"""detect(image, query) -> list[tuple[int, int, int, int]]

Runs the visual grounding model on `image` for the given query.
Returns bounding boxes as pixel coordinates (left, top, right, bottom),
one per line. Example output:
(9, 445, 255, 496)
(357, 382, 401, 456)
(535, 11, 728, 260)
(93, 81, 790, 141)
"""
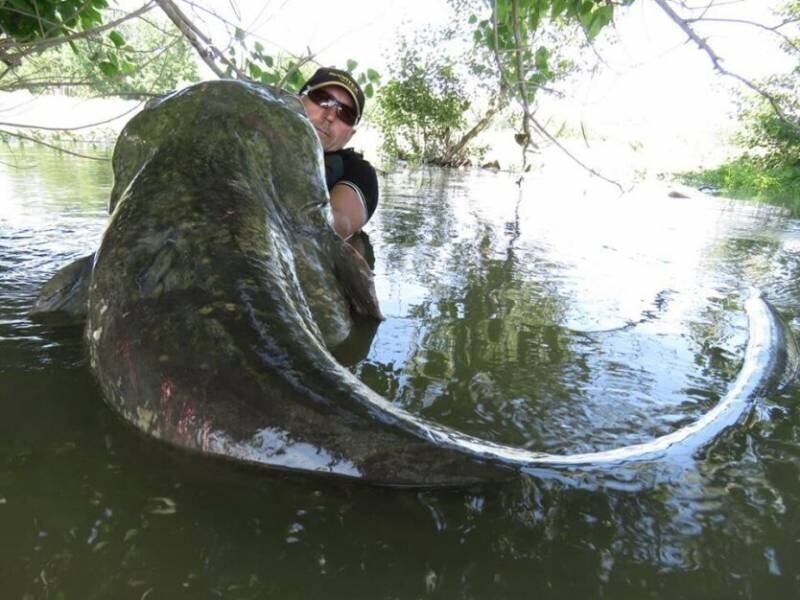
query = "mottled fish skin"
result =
(84, 80, 799, 487)
(86, 80, 512, 486)
(29, 253, 94, 324)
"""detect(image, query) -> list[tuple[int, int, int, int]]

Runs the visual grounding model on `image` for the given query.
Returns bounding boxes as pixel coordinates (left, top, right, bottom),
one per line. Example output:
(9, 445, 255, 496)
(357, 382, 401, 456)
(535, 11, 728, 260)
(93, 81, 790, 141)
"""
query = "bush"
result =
(679, 2, 799, 214)
(680, 156, 800, 214)
(375, 39, 471, 165)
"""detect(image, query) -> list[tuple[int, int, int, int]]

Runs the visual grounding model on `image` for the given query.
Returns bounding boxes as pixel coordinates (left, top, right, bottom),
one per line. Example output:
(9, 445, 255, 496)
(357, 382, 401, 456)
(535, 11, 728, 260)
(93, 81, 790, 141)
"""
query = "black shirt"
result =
(324, 149, 379, 222)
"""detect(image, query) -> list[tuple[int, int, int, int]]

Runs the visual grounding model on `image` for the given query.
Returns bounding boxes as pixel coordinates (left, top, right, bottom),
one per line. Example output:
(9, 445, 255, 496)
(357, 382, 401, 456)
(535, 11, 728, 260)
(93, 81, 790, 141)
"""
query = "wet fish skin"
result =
(86, 80, 513, 486)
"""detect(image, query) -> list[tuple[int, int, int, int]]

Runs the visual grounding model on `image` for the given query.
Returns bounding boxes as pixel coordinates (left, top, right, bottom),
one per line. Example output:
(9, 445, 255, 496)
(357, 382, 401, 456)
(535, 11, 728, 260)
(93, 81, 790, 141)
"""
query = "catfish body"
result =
(39, 80, 799, 487)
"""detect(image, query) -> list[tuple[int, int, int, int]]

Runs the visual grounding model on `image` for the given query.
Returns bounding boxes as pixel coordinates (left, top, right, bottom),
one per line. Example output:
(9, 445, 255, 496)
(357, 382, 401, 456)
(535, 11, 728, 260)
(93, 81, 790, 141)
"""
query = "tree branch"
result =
(0, 129, 109, 161)
(2, 2, 157, 69)
(442, 94, 506, 165)
(154, 0, 247, 79)
(0, 102, 143, 132)
(277, 47, 315, 89)
(682, 16, 800, 54)
(530, 116, 625, 192)
(654, 0, 800, 133)
(488, 0, 623, 190)
(510, 0, 534, 171)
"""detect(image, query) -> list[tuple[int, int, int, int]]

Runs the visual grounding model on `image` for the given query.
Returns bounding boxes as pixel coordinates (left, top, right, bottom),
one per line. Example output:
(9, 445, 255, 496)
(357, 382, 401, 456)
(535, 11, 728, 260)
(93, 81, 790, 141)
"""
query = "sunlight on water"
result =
(358, 169, 796, 454)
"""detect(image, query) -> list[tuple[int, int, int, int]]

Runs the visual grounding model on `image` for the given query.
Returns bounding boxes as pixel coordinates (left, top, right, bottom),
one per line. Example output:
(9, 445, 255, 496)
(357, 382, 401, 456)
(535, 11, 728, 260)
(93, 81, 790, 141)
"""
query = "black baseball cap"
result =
(299, 67, 365, 123)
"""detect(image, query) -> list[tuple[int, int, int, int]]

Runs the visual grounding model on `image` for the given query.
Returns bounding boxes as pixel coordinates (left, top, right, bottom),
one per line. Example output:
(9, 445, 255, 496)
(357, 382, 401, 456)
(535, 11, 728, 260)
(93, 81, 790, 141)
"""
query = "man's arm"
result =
(330, 182, 368, 239)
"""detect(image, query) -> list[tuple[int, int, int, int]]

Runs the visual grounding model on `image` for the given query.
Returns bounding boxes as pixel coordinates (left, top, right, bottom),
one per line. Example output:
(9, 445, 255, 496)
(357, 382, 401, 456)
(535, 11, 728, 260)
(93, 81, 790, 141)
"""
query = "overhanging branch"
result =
(683, 16, 800, 54)
(0, 129, 109, 161)
(1, 2, 157, 69)
(489, 0, 623, 190)
(154, 0, 246, 79)
(654, 0, 800, 133)
(0, 102, 143, 132)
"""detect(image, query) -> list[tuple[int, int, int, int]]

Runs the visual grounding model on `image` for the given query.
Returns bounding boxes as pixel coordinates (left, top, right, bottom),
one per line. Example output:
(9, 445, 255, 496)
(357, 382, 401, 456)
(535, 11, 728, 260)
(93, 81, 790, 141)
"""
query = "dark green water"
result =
(2, 147, 800, 598)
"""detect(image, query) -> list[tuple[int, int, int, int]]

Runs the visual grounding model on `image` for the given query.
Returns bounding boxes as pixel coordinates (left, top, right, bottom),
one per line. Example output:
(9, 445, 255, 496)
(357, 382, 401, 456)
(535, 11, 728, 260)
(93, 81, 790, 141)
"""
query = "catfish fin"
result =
(333, 240, 384, 321)
(29, 252, 94, 325)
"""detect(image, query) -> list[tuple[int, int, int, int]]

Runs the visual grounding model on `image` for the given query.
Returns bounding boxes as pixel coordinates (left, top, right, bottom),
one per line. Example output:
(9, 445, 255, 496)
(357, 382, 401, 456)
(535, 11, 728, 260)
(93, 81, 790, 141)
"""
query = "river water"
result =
(1, 146, 799, 598)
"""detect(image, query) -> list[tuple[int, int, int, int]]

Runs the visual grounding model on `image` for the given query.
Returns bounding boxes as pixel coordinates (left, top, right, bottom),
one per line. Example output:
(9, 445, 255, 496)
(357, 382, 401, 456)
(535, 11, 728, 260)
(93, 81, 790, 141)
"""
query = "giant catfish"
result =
(32, 80, 800, 486)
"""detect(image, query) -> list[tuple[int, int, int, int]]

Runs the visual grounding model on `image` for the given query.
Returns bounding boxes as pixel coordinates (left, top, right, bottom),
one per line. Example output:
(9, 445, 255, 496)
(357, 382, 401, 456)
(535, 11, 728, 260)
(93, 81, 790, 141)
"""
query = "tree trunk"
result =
(441, 94, 507, 167)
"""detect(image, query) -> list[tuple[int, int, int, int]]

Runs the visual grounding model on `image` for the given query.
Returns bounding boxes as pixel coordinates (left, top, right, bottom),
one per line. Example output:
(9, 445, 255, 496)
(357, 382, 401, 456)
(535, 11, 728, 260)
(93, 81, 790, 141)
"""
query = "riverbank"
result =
(1, 87, 767, 205)
(677, 157, 800, 217)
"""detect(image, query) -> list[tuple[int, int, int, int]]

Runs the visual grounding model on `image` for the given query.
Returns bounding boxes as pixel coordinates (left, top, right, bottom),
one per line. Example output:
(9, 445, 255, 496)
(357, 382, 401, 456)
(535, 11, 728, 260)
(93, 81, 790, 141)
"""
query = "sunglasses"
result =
(305, 88, 358, 126)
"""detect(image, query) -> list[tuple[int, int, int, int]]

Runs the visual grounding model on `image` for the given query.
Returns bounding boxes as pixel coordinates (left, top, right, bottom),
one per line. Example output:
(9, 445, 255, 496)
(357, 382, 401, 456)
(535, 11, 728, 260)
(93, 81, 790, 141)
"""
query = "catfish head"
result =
(33, 80, 381, 347)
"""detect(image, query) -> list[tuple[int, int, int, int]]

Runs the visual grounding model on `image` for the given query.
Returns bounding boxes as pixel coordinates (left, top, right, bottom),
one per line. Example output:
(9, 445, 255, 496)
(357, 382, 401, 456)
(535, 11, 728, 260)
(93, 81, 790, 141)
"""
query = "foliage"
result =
(432, 0, 630, 170)
(679, 92, 800, 214)
(9, 14, 200, 97)
(0, 0, 107, 43)
(1, 2, 377, 99)
(736, 86, 800, 170)
(375, 0, 615, 165)
(0, 0, 149, 90)
(680, 157, 800, 214)
(467, 0, 632, 110)
(223, 32, 381, 97)
(375, 35, 472, 164)
(680, 1, 800, 213)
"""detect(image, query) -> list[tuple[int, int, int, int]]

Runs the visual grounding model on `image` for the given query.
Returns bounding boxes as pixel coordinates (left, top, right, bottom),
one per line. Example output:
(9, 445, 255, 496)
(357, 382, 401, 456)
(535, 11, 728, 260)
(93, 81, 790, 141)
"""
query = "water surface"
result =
(2, 147, 799, 598)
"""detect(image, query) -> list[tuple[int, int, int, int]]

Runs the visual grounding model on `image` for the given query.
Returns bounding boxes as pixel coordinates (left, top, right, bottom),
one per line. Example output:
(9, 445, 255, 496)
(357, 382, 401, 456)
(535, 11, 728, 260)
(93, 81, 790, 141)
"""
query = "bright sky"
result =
(190, 0, 791, 78)
(192, 0, 453, 73)
(3, 0, 793, 174)
(185, 0, 793, 144)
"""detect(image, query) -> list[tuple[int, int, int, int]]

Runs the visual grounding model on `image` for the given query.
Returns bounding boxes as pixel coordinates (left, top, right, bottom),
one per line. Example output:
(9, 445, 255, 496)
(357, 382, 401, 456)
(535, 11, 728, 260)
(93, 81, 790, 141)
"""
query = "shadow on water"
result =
(2, 154, 800, 597)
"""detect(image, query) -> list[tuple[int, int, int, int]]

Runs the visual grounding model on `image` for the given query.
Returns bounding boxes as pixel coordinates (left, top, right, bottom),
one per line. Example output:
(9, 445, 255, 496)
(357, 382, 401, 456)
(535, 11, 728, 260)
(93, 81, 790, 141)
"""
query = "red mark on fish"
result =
(160, 379, 176, 406)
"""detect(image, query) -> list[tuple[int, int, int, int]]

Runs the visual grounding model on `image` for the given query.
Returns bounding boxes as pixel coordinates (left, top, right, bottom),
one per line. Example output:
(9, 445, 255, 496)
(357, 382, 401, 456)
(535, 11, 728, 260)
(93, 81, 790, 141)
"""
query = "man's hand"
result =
(330, 183, 368, 240)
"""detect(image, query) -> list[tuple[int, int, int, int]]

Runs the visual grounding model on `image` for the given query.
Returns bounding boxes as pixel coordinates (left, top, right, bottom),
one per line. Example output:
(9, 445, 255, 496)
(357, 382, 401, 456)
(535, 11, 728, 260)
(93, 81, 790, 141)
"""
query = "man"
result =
(298, 67, 379, 240)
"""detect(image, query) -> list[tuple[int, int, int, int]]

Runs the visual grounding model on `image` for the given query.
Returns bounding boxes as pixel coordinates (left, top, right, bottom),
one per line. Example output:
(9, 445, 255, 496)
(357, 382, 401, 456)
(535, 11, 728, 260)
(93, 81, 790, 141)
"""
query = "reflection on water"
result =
(2, 147, 800, 598)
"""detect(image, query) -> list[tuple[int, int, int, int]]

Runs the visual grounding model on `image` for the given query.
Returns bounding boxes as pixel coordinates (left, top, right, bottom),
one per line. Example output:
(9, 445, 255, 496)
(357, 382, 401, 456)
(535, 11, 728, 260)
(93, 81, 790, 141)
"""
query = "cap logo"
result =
(330, 73, 357, 97)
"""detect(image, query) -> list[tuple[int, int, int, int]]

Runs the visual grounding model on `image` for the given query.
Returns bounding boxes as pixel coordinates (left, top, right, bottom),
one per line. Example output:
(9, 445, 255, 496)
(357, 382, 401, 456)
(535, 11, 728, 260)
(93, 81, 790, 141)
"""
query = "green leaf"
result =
(367, 68, 380, 82)
(98, 61, 118, 77)
(79, 6, 103, 30)
(108, 30, 125, 48)
(235, 27, 245, 41)
(550, 0, 567, 18)
(248, 63, 262, 78)
(534, 46, 549, 71)
(495, 0, 508, 23)
(468, 14, 477, 25)
(9, 0, 32, 14)
(265, 55, 274, 67)
(586, 4, 613, 40)
(254, 41, 264, 53)
(528, 9, 541, 31)
(289, 69, 304, 89)
(365, 83, 374, 98)
(260, 72, 278, 85)
(119, 59, 136, 76)
(346, 59, 358, 72)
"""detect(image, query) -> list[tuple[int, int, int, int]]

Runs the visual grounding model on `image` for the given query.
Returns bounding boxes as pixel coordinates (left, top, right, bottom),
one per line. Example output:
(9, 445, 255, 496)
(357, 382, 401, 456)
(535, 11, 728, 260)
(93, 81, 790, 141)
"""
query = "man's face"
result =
(300, 85, 356, 152)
